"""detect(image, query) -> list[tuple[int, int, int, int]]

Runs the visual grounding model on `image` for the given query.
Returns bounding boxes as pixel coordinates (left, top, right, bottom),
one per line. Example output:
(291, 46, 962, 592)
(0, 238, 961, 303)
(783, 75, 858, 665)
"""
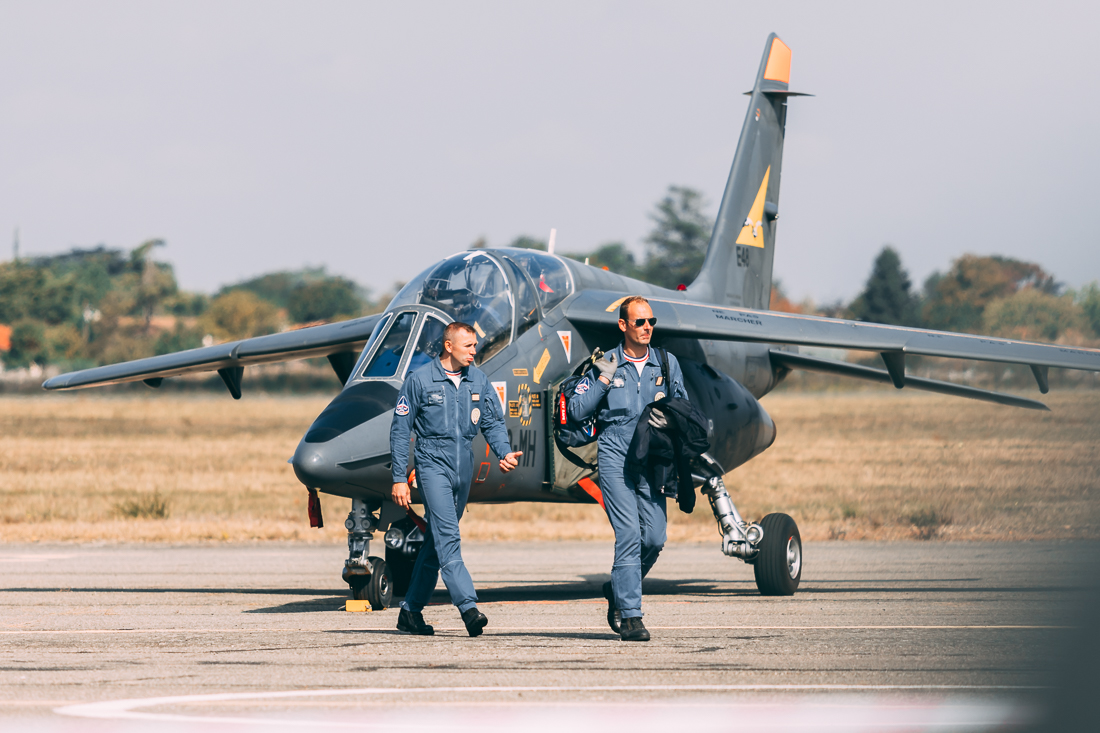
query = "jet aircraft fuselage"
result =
(290, 247, 780, 506)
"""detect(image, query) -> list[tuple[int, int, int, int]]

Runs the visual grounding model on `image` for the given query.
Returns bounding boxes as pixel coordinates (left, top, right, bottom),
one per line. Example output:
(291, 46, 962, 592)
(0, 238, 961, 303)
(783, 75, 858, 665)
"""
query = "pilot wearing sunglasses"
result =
(567, 295, 688, 641)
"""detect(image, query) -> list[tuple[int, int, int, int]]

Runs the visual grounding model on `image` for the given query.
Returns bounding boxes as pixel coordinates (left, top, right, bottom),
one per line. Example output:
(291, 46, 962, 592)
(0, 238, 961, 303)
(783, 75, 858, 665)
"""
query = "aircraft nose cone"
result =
(292, 380, 401, 494)
(292, 441, 335, 488)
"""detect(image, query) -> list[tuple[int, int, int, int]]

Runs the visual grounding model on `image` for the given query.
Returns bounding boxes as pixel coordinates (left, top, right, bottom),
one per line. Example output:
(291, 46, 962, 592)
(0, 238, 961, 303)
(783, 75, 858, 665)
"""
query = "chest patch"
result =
(471, 393, 480, 401)
(394, 396, 410, 416)
(427, 391, 444, 405)
(471, 407, 481, 424)
(612, 377, 625, 388)
(655, 391, 666, 401)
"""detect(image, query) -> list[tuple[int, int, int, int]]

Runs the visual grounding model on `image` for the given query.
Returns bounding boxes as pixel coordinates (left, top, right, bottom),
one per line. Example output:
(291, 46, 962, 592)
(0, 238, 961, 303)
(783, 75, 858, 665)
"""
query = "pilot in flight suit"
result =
(389, 321, 519, 637)
(568, 296, 688, 641)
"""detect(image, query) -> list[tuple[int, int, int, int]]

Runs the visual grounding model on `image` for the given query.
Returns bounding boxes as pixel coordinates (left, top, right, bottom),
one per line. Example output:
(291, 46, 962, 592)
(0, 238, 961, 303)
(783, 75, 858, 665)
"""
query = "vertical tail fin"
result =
(687, 34, 808, 309)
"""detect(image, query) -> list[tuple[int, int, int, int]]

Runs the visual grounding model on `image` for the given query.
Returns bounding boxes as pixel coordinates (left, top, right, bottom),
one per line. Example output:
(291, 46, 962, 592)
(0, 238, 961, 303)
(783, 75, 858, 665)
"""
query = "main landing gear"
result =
(342, 498, 423, 610)
(696, 454, 802, 596)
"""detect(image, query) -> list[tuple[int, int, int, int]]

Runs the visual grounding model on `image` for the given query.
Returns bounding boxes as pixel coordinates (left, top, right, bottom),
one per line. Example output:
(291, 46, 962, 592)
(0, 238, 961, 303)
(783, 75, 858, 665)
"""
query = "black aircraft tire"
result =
(365, 557, 394, 611)
(753, 513, 802, 596)
(348, 576, 370, 602)
(385, 545, 416, 597)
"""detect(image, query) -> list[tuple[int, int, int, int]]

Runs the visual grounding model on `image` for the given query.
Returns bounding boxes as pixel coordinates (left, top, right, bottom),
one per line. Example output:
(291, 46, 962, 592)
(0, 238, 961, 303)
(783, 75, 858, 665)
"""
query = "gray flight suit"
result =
(390, 357, 512, 613)
(567, 344, 688, 619)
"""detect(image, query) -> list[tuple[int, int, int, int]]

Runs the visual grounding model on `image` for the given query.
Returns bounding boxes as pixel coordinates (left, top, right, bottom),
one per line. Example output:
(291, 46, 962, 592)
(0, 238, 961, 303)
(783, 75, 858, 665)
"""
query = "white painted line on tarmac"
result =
(55, 685, 1038, 728)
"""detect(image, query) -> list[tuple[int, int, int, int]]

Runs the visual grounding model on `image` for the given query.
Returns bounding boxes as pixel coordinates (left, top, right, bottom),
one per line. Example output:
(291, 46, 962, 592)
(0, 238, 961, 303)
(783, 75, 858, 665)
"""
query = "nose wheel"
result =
(346, 557, 394, 610)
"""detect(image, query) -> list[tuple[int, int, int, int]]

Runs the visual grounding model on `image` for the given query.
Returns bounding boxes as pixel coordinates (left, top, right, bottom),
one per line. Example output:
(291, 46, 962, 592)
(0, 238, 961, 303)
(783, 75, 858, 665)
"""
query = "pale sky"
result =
(1, 1, 1098, 305)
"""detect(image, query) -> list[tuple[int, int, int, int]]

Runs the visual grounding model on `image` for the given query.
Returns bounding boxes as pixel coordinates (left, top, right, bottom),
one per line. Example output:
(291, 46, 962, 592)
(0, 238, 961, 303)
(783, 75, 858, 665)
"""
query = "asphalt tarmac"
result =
(1, 540, 1096, 732)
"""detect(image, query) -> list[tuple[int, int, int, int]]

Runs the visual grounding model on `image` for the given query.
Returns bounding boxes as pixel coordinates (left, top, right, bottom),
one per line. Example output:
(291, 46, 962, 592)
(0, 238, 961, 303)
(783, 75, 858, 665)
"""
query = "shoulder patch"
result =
(574, 377, 591, 395)
(394, 396, 410, 416)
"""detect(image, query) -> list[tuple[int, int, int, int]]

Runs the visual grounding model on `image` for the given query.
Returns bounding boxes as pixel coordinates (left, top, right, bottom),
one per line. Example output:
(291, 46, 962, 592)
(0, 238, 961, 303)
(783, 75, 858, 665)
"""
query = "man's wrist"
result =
(597, 375, 610, 385)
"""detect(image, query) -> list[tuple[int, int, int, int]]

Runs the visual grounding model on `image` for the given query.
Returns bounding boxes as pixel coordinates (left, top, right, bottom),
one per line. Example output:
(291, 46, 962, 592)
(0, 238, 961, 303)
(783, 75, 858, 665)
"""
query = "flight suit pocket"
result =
(602, 376, 632, 425)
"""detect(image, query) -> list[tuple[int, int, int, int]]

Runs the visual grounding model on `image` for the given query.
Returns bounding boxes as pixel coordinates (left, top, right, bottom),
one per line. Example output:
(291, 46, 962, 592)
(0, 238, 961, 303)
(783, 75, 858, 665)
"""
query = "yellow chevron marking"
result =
(605, 296, 628, 313)
(735, 166, 771, 248)
(533, 348, 551, 384)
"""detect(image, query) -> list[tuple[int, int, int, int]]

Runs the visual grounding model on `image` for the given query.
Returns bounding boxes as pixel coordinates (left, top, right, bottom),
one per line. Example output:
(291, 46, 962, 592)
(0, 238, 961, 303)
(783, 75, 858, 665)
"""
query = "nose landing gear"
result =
(342, 497, 407, 610)
(696, 454, 801, 596)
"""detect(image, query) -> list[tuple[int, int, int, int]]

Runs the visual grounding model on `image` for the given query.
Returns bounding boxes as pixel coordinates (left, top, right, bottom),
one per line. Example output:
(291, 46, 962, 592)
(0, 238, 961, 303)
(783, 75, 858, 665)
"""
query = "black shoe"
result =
(619, 616, 650, 642)
(461, 607, 488, 637)
(602, 581, 621, 633)
(396, 609, 434, 635)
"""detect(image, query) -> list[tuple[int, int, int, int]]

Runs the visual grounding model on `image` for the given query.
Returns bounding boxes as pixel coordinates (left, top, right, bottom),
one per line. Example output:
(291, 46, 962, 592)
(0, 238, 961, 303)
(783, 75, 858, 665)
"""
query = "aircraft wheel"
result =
(348, 577, 369, 602)
(365, 557, 394, 611)
(753, 513, 802, 596)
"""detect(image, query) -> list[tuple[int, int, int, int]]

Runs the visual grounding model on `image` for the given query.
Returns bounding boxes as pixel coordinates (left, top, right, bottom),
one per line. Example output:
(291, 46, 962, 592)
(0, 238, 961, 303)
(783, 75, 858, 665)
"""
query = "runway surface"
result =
(1, 540, 1095, 731)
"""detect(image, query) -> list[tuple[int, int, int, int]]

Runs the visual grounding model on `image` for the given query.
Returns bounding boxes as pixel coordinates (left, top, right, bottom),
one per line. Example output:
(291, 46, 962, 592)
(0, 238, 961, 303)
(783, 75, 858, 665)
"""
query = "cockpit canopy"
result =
(350, 249, 573, 382)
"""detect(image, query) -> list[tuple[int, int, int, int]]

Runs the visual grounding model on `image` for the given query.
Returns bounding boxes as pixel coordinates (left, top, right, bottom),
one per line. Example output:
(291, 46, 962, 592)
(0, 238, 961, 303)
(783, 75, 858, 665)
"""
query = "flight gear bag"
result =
(552, 349, 604, 469)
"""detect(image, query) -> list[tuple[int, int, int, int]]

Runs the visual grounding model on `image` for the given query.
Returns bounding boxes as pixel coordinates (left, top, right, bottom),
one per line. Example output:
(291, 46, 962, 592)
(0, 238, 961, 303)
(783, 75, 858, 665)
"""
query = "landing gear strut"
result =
(342, 498, 407, 610)
(696, 454, 801, 596)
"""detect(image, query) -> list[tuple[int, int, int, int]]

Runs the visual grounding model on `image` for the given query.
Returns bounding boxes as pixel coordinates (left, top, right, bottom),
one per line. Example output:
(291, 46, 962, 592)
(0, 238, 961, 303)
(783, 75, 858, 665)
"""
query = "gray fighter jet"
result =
(44, 34, 1100, 609)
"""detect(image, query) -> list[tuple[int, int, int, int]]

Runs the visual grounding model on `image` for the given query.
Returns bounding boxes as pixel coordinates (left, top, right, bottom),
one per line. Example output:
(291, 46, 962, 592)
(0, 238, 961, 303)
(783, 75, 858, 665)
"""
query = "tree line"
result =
(0, 243, 375, 370)
(2, 185, 1098, 372)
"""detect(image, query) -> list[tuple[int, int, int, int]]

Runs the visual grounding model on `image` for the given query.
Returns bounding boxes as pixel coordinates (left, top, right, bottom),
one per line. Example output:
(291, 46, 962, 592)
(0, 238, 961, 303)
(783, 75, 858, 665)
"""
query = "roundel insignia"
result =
(471, 407, 481, 425)
(394, 396, 410, 416)
(655, 391, 665, 401)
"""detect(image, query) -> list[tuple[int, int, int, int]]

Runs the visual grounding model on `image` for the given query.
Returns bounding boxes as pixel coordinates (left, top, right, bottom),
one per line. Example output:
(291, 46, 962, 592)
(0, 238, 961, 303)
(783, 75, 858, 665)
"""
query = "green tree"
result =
(5, 319, 48, 368)
(0, 262, 80, 326)
(288, 278, 363, 323)
(564, 242, 641, 279)
(983, 289, 1081, 342)
(155, 322, 205, 355)
(847, 246, 920, 326)
(641, 186, 712, 289)
(923, 255, 1059, 333)
(200, 290, 280, 341)
(1075, 282, 1100, 337)
(129, 239, 177, 331)
(508, 236, 547, 250)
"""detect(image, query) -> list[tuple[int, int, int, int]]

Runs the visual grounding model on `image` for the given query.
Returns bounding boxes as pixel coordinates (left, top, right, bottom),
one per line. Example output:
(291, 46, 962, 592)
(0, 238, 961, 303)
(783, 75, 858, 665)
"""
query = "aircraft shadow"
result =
(2, 578, 1076, 616)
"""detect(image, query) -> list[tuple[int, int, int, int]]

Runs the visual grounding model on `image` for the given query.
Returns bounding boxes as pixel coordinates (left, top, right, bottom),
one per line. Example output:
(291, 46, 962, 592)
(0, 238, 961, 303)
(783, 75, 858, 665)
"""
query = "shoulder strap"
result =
(659, 347, 670, 391)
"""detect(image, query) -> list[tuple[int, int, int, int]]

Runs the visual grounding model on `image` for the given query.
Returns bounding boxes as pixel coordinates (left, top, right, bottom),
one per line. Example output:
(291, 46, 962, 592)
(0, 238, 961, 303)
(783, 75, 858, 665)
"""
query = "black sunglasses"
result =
(627, 317, 657, 328)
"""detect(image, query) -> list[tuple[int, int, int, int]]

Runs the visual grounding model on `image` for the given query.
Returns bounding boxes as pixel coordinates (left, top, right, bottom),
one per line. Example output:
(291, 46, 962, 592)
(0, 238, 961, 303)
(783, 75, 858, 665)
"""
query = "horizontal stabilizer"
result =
(42, 314, 383, 391)
(769, 350, 1049, 411)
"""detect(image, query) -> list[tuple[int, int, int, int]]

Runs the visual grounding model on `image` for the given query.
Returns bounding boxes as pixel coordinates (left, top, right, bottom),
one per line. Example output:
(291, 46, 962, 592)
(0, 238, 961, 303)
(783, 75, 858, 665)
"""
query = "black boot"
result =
(602, 581, 621, 633)
(461, 607, 488, 637)
(396, 608, 434, 635)
(619, 616, 650, 642)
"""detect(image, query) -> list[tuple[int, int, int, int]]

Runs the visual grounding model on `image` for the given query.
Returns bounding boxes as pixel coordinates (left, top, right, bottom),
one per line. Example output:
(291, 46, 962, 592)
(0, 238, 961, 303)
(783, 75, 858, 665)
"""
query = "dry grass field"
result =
(1, 388, 1097, 544)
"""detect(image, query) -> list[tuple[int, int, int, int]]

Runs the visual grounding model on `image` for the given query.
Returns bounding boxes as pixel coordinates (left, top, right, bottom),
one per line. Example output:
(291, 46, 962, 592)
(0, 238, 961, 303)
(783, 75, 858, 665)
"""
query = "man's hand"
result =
(594, 353, 618, 383)
(648, 407, 668, 429)
(499, 451, 523, 473)
(392, 482, 411, 509)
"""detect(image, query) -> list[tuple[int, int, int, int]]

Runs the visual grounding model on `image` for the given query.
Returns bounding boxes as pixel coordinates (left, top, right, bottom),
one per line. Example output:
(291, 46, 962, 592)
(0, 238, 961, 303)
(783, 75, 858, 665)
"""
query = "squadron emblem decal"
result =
(574, 376, 591, 395)
(394, 396, 410, 416)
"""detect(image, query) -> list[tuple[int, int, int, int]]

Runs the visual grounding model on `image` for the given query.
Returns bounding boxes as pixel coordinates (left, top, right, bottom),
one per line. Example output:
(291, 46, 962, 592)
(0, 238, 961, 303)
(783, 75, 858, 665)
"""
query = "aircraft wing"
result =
(42, 314, 383, 395)
(565, 290, 1100, 386)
